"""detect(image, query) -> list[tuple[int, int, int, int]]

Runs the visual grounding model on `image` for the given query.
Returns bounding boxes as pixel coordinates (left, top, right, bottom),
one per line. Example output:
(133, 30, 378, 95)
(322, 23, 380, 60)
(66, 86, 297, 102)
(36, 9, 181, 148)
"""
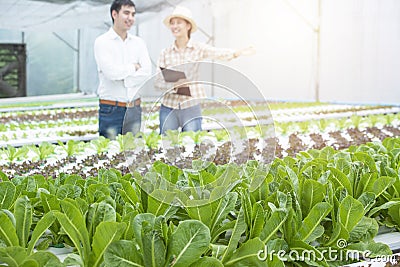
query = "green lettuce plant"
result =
(54, 198, 126, 267)
(29, 142, 55, 161)
(2, 145, 28, 164)
(57, 139, 82, 157)
(0, 196, 60, 266)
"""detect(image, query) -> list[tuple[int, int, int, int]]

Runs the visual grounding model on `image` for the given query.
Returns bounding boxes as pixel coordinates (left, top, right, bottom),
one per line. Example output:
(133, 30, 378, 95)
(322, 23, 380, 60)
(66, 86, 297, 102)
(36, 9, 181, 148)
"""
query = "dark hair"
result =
(110, 0, 136, 23)
(185, 19, 192, 39)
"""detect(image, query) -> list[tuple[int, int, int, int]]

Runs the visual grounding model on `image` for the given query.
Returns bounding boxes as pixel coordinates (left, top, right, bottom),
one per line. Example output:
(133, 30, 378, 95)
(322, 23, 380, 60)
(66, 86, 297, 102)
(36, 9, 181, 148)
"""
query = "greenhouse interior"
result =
(1, 0, 400, 266)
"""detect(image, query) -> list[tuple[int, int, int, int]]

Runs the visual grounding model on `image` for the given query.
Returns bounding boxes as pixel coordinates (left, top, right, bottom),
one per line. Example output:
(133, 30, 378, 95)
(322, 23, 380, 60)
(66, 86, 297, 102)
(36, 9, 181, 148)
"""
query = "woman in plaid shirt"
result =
(155, 6, 254, 134)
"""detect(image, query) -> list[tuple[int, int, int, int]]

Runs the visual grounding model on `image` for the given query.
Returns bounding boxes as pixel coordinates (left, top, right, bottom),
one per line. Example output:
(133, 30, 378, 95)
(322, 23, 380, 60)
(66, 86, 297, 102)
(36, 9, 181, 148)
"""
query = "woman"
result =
(155, 6, 254, 134)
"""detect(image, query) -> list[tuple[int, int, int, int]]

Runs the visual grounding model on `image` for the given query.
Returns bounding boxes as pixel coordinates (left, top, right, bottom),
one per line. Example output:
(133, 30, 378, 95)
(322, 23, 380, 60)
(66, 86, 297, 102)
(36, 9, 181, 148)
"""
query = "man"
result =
(94, 0, 151, 139)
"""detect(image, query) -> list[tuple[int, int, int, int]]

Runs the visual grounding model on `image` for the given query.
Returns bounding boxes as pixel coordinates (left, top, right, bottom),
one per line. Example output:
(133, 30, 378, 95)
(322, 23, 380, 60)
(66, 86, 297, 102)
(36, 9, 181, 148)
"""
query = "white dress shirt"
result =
(94, 27, 151, 102)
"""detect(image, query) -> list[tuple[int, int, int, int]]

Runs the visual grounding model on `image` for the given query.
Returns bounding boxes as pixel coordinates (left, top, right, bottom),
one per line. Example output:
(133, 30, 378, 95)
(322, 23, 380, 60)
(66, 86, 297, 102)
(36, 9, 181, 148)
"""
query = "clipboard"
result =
(160, 67, 186, 82)
(160, 67, 191, 96)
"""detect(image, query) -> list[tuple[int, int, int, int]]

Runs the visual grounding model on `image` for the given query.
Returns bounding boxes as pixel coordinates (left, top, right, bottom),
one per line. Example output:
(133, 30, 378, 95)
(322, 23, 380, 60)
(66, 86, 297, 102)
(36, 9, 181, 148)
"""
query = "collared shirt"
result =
(94, 27, 151, 102)
(155, 40, 236, 109)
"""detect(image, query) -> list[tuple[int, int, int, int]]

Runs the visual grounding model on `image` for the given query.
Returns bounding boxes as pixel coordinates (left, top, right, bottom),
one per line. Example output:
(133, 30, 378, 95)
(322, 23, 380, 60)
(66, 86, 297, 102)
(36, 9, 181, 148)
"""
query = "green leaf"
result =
(224, 238, 266, 266)
(388, 203, 400, 226)
(54, 199, 90, 266)
(221, 208, 247, 263)
(90, 222, 127, 267)
(282, 207, 299, 244)
(346, 240, 392, 258)
(58, 140, 80, 157)
(297, 202, 332, 243)
(260, 210, 288, 243)
(142, 217, 166, 267)
(132, 213, 159, 257)
(0, 246, 28, 267)
(352, 152, 377, 172)
(326, 183, 336, 223)
(152, 161, 179, 184)
(4, 145, 28, 163)
(63, 253, 84, 267)
(354, 172, 377, 199)
(0, 171, 10, 182)
(349, 216, 378, 242)
(0, 211, 19, 246)
(338, 196, 364, 232)
(14, 196, 32, 247)
(20, 259, 39, 267)
(265, 255, 285, 267)
(33, 142, 55, 161)
(189, 257, 223, 267)
(39, 192, 61, 213)
(250, 202, 265, 239)
(357, 192, 376, 214)
(250, 173, 272, 202)
(39, 193, 61, 243)
(211, 244, 227, 259)
(87, 184, 110, 204)
(27, 212, 56, 255)
(299, 158, 328, 179)
(27, 251, 63, 267)
(288, 240, 329, 267)
(87, 201, 116, 244)
(98, 169, 119, 184)
(119, 180, 140, 205)
(333, 154, 352, 174)
(104, 240, 144, 267)
(147, 189, 176, 216)
(285, 166, 300, 194)
(258, 239, 287, 265)
(132, 213, 167, 267)
(167, 220, 211, 267)
(56, 184, 82, 200)
(265, 238, 289, 254)
(328, 167, 352, 195)
(90, 136, 110, 154)
(325, 222, 349, 246)
(36, 238, 51, 251)
(0, 182, 16, 209)
(186, 199, 213, 226)
(64, 174, 83, 186)
(373, 176, 396, 198)
(241, 190, 253, 232)
(368, 201, 400, 217)
(300, 179, 326, 216)
(209, 192, 238, 237)
(210, 220, 236, 244)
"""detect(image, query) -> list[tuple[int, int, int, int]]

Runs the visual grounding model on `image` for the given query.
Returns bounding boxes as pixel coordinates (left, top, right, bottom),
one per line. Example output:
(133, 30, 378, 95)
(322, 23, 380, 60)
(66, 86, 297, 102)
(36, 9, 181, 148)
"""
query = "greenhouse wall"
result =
(0, 0, 399, 104)
(320, 0, 400, 105)
(0, 29, 80, 96)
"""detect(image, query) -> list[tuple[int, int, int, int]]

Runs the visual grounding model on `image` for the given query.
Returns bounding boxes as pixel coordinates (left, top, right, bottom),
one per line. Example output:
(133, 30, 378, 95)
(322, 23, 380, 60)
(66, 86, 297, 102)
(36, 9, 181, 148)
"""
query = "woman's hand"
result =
(234, 46, 256, 58)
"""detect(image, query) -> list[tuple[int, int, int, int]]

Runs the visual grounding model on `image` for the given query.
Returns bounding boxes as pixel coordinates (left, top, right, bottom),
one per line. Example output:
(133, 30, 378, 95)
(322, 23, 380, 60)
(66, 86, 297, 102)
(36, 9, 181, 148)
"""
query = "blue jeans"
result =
(159, 104, 202, 134)
(99, 104, 141, 139)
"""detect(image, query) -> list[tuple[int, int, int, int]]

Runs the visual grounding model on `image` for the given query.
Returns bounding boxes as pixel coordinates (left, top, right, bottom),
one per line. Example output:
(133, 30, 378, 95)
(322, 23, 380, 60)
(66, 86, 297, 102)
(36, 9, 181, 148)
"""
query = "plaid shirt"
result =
(155, 40, 236, 109)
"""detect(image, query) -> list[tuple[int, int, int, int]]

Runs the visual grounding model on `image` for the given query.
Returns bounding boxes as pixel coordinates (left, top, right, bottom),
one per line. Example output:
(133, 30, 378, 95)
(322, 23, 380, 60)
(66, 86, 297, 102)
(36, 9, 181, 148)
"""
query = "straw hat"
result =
(163, 6, 197, 33)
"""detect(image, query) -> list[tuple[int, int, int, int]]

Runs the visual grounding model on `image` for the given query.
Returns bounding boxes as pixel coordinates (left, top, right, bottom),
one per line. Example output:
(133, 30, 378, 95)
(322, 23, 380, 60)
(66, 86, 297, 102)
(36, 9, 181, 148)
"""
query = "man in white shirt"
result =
(94, 0, 151, 139)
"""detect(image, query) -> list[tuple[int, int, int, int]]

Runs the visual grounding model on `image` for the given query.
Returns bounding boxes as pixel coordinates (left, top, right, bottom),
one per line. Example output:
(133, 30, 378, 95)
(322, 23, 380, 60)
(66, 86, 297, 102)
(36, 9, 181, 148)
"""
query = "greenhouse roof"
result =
(0, 0, 182, 31)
